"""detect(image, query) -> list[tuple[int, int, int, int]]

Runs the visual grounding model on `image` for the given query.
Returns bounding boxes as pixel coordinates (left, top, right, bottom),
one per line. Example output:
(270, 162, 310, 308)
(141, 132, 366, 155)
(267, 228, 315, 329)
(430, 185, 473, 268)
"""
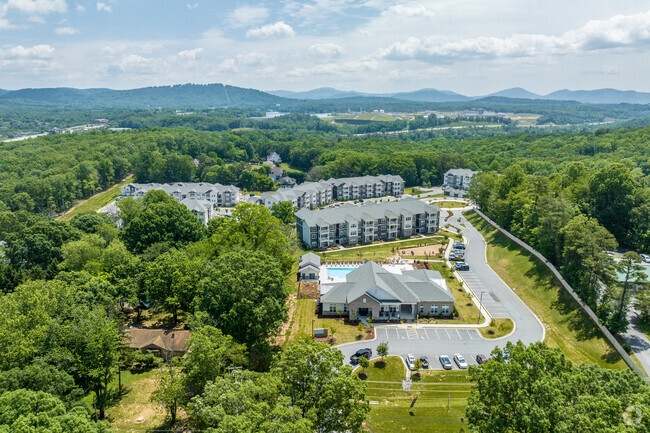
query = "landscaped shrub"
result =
(132, 351, 160, 370)
(358, 372, 367, 380)
(359, 357, 370, 368)
(375, 360, 387, 369)
(412, 372, 421, 381)
(488, 330, 495, 335)
(356, 334, 363, 340)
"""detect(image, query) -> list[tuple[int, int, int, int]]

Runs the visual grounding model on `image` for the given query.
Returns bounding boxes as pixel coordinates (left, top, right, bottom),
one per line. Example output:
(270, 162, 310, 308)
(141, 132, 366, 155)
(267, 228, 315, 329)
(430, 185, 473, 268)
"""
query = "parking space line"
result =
(445, 329, 451, 339)
(455, 329, 461, 339)
(434, 329, 440, 339)
(466, 330, 473, 340)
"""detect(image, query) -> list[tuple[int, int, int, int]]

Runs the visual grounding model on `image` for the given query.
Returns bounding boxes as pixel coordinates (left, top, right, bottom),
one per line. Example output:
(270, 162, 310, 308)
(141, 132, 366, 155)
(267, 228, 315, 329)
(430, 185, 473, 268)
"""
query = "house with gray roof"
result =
(295, 198, 440, 248)
(298, 252, 321, 280)
(444, 169, 478, 191)
(321, 261, 455, 320)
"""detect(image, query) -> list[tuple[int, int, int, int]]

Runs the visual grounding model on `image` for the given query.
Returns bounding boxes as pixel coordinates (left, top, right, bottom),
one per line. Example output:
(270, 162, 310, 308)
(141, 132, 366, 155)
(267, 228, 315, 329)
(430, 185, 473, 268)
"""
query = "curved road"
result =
(337, 208, 545, 369)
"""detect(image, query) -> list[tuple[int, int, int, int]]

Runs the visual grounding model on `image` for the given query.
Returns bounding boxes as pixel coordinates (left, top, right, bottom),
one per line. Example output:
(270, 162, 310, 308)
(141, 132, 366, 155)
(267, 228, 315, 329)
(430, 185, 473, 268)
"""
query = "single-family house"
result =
(127, 328, 191, 357)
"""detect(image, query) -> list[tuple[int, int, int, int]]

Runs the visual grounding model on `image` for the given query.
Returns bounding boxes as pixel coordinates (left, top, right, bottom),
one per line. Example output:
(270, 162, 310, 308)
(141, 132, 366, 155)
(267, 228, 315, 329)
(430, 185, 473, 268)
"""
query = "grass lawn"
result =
(464, 211, 626, 370)
(283, 299, 371, 347)
(355, 356, 405, 382)
(101, 368, 168, 430)
(638, 319, 650, 341)
(362, 367, 472, 433)
(58, 175, 133, 222)
(404, 187, 425, 195)
(432, 200, 469, 209)
(478, 318, 515, 339)
(318, 236, 450, 262)
(419, 261, 482, 325)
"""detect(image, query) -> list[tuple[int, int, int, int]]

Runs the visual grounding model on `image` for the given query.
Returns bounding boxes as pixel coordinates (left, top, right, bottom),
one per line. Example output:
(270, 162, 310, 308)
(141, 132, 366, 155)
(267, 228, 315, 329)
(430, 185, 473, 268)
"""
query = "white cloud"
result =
(246, 21, 295, 38)
(235, 52, 267, 65)
(28, 15, 45, 23)
(216, 58, 237, 73)
(55, 26, 78, 34)
(287, 60, 379, 77)
(308, 42, 344, 57)
(186, 3, 198, 9)
(96, 1, 111, 12)
(6, 0, 67, 14)
(114, 54, 154, 72)
(383, 4, 436, 19)
(387, 65, 451, 80)
(75, 3, 85, 12)
(175, 47, 203, 61)
(1, 44, 54, 59)
(228, 5, 268, 28)
(382, 9, 650, 62)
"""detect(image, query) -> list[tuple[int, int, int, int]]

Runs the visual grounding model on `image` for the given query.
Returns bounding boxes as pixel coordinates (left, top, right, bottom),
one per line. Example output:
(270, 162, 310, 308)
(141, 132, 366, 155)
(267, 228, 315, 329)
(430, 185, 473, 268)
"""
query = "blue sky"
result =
(1, 0, 650, 94)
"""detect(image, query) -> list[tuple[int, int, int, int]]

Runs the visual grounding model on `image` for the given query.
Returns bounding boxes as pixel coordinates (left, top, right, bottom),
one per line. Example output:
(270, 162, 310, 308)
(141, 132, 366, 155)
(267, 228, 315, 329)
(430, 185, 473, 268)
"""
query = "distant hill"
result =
(390, 88, 469, 102)
(0, 83, 290, 108)
(544, 88, 650, 104)
(487, 87, 541, 99)
(268, 87, 369, 99)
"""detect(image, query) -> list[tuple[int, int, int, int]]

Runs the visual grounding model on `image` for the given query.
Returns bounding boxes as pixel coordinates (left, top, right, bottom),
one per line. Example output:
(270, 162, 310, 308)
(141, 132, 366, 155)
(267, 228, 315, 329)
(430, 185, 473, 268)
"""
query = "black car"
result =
(350, 348, 372, 364)
(419, 356, 430, 368)
(454, 242, 465, 250)
(475, 354, 488, 364)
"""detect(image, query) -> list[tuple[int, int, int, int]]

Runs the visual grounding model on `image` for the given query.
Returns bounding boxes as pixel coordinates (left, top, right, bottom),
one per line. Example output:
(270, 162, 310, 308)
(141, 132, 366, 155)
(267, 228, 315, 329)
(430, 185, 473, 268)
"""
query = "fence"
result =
(473, 208, 648, 381)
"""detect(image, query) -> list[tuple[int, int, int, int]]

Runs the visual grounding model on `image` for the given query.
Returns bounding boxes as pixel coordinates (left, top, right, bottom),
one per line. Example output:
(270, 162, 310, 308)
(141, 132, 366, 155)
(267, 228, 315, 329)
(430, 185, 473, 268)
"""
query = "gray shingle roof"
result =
(444, 169, 477, 177)
(299, 252, 321, 268)
(327, 174, 403, 187)
(295, 198, 439, 227)
(321, 261, 454, 304)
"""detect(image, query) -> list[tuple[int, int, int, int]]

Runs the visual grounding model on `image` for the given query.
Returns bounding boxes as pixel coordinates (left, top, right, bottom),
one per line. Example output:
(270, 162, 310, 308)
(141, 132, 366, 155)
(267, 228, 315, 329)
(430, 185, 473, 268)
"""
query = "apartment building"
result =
(121, 182, 240, 207)
(295, 198, 440, 249)
(443, 169, 478, 191)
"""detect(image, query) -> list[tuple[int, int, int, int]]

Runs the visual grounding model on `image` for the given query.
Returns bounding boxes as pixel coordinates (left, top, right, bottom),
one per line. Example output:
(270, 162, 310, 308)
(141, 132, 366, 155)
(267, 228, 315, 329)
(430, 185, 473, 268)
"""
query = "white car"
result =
(454, 353, 468, 369)
(406, 354, 417, 370)
(640, 254, 650, 263)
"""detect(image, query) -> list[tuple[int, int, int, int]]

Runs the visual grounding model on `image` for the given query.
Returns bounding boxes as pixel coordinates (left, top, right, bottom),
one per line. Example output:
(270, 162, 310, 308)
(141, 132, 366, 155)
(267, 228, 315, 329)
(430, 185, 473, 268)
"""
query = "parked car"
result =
(453, 353, 468, 369)
(449, 254, 463, 261)
(406, 354, 417, 370)
(454, 242, 465, 250)
(475, 354, 488, 364)
(420, 356, 430, 369)
(641, 253, 650, 263)
(455, 262, 470, 271)
(350, 348, 372, 364)
(453, 249, 465, 257)
(439, 355, 453, 370)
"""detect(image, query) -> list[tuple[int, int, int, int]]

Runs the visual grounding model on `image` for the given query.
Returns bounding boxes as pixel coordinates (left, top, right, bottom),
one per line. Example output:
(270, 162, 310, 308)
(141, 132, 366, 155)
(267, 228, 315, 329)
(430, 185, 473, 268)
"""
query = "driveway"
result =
(338, 207, 545, 369)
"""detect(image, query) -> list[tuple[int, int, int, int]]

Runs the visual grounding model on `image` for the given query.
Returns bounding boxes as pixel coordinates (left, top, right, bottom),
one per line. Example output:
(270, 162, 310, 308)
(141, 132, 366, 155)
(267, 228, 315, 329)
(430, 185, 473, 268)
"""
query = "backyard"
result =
(464, 211, 626, 369)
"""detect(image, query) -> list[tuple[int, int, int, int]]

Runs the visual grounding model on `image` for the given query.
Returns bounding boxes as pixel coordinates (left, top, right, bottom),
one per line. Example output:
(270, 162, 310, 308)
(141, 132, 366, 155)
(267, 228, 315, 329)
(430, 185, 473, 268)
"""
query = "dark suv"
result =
(350, 348, 372, 364)
(454, 242, 465, 250)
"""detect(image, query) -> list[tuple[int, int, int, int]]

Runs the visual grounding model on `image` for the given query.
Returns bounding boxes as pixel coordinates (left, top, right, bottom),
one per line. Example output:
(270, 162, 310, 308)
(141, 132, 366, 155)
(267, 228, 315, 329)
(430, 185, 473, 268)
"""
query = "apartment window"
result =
(442, 305, 450, 315)
(419, 305, 424, 314)
(406, 217, 411, 221)
(329, 304, 337, 313)
(430, 304, 438, 315)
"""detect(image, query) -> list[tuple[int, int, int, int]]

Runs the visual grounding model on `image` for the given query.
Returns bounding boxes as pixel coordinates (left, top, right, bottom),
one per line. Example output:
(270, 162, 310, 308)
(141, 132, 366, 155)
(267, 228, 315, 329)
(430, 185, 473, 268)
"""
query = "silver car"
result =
(406, 354, 417, 370)
(454, 353, 468, 369)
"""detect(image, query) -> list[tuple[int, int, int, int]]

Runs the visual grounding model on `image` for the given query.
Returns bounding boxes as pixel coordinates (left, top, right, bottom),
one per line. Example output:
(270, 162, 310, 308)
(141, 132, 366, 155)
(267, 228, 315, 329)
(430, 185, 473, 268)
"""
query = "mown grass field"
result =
(478, 318, 515, 339)
(361, 366, 472, 433)
(463, 211, 626, 369)
(432, 200, 469, 209)
(58, 175, 133, 221)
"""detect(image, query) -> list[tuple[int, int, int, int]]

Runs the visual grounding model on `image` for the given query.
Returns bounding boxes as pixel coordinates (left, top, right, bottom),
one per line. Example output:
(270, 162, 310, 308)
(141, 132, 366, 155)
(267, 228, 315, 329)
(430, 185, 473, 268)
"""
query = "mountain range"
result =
(269, 86, 650, 105)
(1, 83, 649, 109)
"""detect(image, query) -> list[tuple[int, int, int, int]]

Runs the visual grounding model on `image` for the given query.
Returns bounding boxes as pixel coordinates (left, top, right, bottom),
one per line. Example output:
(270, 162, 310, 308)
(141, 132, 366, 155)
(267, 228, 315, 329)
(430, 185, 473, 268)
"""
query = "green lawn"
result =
(464, 211, 626, 369)
(638, 320, 650, 341)
(284, 299, 370, 347)
(478, 318, 515, 339)
(355, 356, 405, 381)
(58, 175, 133, 222)
(362, 368, 472, 433)
(318, 236, 450, 262)
(432, 200, 469, 209)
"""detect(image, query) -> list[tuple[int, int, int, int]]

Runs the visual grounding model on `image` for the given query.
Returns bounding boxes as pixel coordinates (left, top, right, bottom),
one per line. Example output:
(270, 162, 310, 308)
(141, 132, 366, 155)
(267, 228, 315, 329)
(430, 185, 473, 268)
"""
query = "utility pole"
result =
(312, 319, 315, 338)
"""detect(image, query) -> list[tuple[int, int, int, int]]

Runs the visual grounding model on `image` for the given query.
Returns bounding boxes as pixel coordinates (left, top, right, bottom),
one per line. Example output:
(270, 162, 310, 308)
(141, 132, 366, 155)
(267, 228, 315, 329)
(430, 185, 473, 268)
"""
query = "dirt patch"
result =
(274, 293, 297, 346)
(298, 281, 320, 299)
(394, 244, 444, 259)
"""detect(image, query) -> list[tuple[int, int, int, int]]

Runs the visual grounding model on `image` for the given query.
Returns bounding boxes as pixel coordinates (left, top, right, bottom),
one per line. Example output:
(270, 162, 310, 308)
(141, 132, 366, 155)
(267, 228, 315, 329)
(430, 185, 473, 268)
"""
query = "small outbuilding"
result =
(299, 252, 321, 281)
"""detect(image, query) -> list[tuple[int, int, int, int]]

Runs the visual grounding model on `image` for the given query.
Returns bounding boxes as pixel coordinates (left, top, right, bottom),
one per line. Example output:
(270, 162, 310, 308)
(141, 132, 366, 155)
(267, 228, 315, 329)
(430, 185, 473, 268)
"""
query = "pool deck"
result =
(319, 262, 414, 295)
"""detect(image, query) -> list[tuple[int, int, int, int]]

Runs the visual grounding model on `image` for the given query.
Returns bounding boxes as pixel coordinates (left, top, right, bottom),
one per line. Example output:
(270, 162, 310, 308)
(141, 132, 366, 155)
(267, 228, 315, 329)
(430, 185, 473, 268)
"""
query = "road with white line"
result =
(338, 208, 545, 369)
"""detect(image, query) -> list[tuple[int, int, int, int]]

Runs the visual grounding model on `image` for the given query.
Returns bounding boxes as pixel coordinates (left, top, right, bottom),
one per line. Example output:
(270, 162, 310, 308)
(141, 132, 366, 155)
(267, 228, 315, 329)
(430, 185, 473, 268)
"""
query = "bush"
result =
(412, 372, 421, 381)
(132, 351, 160, 370)
(356, 334, 363, 340)
(622, 343, 632, 354)
(359, 357, 370, 368)
(488, 330, 495, 335)
(358, 372, 367, 380)
(375, 360, 387, 369)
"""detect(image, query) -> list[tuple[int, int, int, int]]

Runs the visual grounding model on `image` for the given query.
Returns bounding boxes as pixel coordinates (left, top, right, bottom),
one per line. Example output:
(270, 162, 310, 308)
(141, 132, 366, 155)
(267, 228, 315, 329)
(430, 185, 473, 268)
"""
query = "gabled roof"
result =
(321, 261, 454, 304)
(127, 328, 191, 352)
(444, 168, 478, 177)
(295, 198, 440, 227)
(299, 252, 321, 268)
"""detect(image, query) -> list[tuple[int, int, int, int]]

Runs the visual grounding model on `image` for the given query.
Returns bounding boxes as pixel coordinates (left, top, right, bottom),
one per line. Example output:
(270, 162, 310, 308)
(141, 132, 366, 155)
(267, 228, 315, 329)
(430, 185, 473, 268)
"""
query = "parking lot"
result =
(376, 327, 479, 342)
(460, 272, 510, 318)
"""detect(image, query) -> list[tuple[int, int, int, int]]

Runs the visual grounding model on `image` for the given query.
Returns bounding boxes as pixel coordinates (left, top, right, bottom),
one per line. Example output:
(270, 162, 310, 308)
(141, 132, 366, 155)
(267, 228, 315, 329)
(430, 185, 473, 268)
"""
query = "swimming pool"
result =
(326, 267, 355, 279)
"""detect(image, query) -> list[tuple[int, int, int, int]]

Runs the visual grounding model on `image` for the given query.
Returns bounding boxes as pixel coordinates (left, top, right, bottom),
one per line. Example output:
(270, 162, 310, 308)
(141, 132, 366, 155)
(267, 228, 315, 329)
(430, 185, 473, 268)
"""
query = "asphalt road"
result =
(338, 208, 545, 370)
(623, 306, 650, 374)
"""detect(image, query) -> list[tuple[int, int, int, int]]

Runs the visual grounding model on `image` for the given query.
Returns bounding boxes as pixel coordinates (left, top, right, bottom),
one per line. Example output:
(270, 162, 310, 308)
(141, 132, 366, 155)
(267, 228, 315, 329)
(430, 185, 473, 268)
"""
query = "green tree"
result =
(144, 249, 200, 324)
(151, 359, 187, 426)
(196, 251, 287, 352)
(0, 359, 81, 403)
(271, 201, 298, 225)
(272, 340, 370, 433)
(377, 341, 389, 360)
(561, 215, 617, 307)
(188, 370, 312, 433)
(0, 389, 110, 432)
(70, 211, 114, 234)
(183, 324, 247, 395)
(466, 341, 650, 433)
(207, 203, 294, 273)
(603, 252, 649, 333)
(9, 192, 34, 212)
(119, 190, 206, 253)
(58, 234, 105, 272)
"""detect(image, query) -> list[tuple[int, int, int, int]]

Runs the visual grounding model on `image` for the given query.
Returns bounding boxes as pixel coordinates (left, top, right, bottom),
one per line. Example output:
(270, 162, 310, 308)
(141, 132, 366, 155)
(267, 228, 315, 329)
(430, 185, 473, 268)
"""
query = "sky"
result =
(1, 0, 650, 94)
